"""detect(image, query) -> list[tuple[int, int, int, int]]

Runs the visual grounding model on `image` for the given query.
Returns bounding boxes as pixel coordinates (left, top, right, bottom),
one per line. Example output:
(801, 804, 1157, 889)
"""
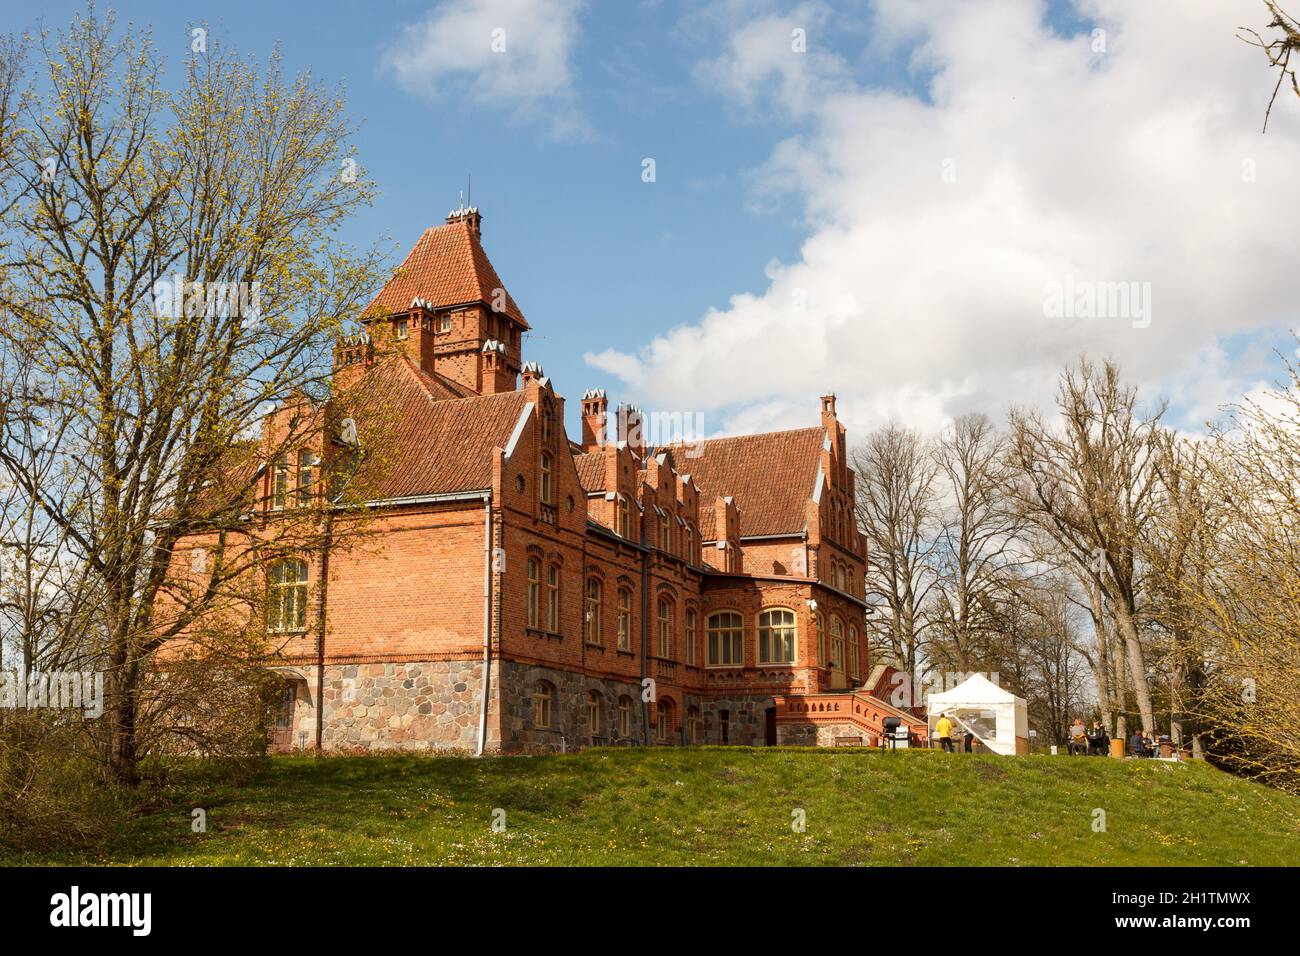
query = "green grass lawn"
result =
(9, 747, 1300, 866)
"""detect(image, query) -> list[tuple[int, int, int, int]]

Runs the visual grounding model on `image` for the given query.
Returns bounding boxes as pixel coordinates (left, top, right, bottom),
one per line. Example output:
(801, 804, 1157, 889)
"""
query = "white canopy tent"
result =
(927, 674, 1030, 756)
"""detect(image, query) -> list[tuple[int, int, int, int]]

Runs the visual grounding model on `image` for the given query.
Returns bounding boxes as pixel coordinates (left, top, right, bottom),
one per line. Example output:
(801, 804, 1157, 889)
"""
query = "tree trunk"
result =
(1113, 600, 1155, 733)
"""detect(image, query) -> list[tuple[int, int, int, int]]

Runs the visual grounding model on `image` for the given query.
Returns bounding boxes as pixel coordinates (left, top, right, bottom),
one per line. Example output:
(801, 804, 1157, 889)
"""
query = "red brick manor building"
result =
(240, 207, 915, 753)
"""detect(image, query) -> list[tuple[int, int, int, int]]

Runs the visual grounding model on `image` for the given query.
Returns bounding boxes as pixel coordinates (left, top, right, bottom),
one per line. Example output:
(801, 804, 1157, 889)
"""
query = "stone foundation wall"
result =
(776, 721, 870, 747)
(495, 660, 646, 752)
(315, 660, 487, 752)
(271, 661, 788, 753)
(701, 695, 775, 746)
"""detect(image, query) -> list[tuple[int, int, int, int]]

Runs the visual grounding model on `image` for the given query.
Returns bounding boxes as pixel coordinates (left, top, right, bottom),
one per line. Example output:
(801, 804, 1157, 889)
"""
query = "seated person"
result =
(1087, 721, 1109, 755)
(1067, 717, 1088, 755)
(1128, 730, 1150, 757)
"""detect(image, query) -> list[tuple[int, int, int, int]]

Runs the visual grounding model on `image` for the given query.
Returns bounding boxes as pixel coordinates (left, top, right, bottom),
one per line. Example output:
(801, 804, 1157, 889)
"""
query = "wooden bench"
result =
(834, 735, 864, 747)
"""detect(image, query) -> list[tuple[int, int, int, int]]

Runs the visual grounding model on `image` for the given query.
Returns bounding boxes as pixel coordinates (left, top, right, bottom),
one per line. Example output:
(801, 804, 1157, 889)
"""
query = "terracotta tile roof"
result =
(404, 355, 473, 402)
(573, 451, 606, 493)
(363, 218, 529, 328)
(348, 355, 528, 498)
(669, 427, 825, 538)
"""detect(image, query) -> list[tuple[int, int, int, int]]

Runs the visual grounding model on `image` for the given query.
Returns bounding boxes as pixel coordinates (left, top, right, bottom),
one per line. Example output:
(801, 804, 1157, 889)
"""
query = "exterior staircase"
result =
(772, 687, 928, 747)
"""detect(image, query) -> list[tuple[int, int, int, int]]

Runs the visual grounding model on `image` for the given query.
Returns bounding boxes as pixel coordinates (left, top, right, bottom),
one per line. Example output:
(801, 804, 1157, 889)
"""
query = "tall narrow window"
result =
(707, 611, 743, 666)
(758, 608, 797, 664)
(656, 597, 674, 659)
(526, 558, 540, 628)
(684, 609, 697, 666)
(546, 563, 560, 631)
(655, 698, 675, 741)
(659, 512, 671, 552)
(618, 497, 631, 538)
(585, 577, 603, 645)
(297, 449, 317, 503)
(268, 558, 309, 632)
(617, 695, 631, 738)
(534, 681, 554, 728)
(830, 616, 845, 671)
(817, 612, 827, 668)
(540, 452, 553, 505)
(684, 523, 695, 563)
(587, 691, 602, 737)
(272, 455, 289, 510)
(687, 706, 702, 744)
(848, 624, 860, 681)
(617, 587, 632, 651)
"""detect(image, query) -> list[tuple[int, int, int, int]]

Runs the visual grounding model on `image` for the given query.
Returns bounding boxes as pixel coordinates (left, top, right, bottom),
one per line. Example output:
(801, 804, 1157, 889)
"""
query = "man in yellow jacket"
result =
(935, 713, 955, 752)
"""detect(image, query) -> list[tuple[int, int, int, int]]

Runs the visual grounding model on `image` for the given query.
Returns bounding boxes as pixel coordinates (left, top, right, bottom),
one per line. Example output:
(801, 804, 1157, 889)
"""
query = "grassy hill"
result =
(9, 747, 1300, 866)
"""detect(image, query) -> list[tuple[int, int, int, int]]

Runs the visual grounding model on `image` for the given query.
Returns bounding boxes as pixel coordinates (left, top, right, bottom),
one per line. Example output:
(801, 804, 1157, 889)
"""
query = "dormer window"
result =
(438, 314, 451, 333)
(297, 450, 317, 503)
(618, 497, 631, 538)
(272, 455, 289, 510)
(395, 318, 408, 340)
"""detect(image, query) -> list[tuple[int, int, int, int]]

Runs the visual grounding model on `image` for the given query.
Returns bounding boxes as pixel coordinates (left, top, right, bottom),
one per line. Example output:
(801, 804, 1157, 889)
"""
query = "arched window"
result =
(617, 695, 632, 738)
(656, 697, 675, 741)
(534, 680, 554, 728)
(687, 705, 702, 744)
(539, 452, 553, 505)
(656, 597, 674, 658)
(830, 616, 845, 671)
(526, 558, 540, 628)
(758, 608, 796, 664)
(684, 608, 698, 666)
(546, 563, 561, 631)
(707, 611, 743, 666)
(848, 624, 860, 681)
(584, 577, 603, 645)
(268, 558, 309, 632)
(617, 587, 632, 651)
(587, 691, 602, 736)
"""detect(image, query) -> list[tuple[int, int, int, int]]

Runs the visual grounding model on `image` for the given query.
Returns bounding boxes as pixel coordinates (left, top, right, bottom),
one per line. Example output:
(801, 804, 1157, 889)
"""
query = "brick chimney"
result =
(616, 402, 645, 458)
(333, 331, 374, 390)
(480, 339, 514, 394)
(581, 389, 608, 452)
(445, 204, 482, 239)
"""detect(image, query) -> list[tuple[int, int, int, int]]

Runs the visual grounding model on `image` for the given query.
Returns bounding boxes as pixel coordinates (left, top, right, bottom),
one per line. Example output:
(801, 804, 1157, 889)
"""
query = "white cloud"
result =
(381, 0, 586, 135)
(588, 0, 1300, 438)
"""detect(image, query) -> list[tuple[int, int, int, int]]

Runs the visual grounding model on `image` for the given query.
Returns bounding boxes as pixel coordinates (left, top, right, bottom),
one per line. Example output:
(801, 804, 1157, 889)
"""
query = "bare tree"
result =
(1240, 1, 1300, 131)
(852, 424, 939, 677)
(1007, 359, 1165, 735)
(928, 413, 1030, 672)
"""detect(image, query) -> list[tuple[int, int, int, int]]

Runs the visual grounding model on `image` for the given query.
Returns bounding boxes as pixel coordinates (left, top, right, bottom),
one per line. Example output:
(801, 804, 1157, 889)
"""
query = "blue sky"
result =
(7, 0, 1299, 440)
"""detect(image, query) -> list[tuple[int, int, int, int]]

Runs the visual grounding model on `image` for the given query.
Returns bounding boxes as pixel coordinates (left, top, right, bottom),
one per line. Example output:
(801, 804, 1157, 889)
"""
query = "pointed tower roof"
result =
(363, 208, 528, 328)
